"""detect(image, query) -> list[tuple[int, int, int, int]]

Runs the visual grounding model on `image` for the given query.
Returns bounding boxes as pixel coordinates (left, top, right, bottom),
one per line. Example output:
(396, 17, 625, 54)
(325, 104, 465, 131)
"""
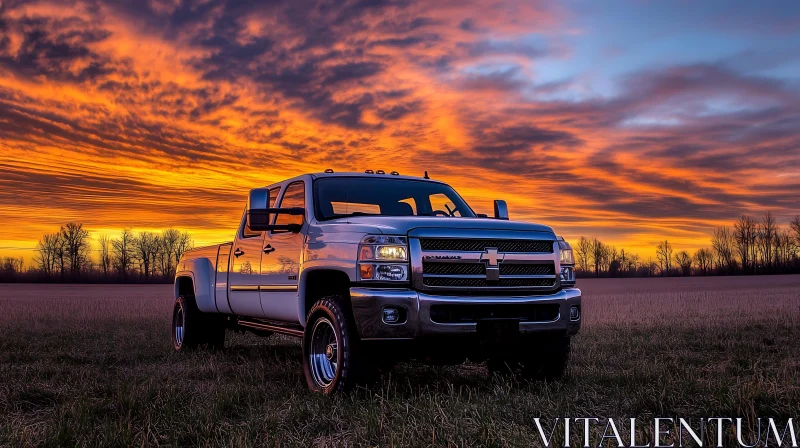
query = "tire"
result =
(302, 297, 362, 394)
(172, 295, 226, 351)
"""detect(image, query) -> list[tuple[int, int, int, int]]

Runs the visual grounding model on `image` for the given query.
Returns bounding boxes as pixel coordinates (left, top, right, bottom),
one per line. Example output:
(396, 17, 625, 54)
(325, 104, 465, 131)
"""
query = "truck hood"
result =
(337, 216, 555, 238)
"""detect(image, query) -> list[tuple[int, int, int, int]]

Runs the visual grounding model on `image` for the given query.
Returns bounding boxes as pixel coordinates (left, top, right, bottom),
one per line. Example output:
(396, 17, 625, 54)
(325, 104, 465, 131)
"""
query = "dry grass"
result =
(1, 277, 799, 446)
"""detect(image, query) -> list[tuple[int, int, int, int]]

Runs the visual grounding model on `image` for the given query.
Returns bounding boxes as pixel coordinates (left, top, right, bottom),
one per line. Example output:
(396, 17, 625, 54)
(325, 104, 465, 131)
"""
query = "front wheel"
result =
(302, 297, 361, 394)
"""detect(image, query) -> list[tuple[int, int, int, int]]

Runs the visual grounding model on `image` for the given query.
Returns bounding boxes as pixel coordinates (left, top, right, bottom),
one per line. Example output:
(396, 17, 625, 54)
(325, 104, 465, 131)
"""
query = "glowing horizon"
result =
(1, 0, 799, 264)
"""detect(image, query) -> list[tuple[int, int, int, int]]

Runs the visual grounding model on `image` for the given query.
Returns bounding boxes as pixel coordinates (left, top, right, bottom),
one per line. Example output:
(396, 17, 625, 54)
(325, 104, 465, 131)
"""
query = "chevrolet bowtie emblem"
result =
(481, 248, 504, 282)
(481, 248, 504, 266)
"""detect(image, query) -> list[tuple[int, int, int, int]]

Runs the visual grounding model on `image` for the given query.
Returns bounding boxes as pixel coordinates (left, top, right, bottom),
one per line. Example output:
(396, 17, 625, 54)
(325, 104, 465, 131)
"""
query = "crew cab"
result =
(172, 171, 581, 393)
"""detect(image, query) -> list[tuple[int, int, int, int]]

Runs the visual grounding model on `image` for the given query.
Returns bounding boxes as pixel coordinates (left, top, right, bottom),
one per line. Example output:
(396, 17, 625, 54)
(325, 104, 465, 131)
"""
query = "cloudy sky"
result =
(1, 0, 799, 260)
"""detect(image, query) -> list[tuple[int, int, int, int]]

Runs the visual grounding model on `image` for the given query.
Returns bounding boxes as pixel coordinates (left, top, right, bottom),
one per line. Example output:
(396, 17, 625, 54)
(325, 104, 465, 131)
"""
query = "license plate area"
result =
(476, 318, 520, 343)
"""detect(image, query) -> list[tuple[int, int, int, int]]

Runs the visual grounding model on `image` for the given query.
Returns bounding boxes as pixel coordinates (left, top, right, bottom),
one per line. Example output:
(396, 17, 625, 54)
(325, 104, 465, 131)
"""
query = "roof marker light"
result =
(376, 169, 385, 174)
(365, 169, 375, 174)
(390, 171, 399, 175)
(324, 168, 334, 173)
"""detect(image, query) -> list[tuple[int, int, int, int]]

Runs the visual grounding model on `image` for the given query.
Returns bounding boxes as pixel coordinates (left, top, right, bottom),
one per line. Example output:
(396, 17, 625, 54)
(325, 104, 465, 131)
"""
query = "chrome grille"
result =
(411, 234, 560, 294)
(423, 262, 484, 275)
(499, 264, 555, 276)
(419, 238, 553, 253)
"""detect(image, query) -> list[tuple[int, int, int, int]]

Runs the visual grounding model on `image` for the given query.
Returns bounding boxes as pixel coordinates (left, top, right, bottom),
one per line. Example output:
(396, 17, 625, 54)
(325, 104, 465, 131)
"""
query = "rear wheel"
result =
(302, 297, 364, 393)
(172, 295, 226, 351)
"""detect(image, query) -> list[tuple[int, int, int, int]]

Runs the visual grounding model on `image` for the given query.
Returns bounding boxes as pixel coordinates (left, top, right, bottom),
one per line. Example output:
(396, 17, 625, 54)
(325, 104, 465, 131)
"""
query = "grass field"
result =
(1, 276, 799, 446)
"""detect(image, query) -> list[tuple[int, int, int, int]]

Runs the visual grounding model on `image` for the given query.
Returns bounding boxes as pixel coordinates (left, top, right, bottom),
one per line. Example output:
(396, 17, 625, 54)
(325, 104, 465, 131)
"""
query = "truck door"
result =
(260, 180, 306, 323)
(228, 212, 267, 318)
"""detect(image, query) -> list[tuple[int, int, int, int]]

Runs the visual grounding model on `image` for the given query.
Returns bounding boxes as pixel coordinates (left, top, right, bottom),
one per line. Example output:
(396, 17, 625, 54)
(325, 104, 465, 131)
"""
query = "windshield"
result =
(313, 177, 476, 220)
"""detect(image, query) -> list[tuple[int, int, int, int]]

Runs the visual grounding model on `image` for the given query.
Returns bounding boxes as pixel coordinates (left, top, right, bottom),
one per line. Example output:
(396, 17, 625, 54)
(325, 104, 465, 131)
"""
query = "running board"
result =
(237, 318, 304, 338)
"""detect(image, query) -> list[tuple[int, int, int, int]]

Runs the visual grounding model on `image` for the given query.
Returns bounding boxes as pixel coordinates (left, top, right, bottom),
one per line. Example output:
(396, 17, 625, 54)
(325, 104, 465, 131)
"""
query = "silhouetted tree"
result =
(656, 240, 673, 275)
(61, 222, 91, 276)
(693, 248, 713, 275)
(734, 215, 756, 273)
(590, 237, 605, 277)
(98, 234, 111, 276)
(575, 236, 591, 273)
(112, 229, 135, 279)
(712, 227, 735, 273)
(674, 250, 692, 276)
(133, 231, 159, 278)
(791, 216, 800, 247)
(757, 212, 777, 270)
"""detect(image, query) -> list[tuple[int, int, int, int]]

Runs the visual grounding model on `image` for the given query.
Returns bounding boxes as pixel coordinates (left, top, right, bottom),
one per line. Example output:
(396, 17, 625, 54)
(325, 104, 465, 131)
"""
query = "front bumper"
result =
(350, 287, 581, 340)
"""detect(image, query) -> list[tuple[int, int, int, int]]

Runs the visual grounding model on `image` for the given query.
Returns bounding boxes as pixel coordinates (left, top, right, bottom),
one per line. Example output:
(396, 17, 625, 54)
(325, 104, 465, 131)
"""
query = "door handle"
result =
(263, 244, 275, 254)
(234, 248, 244, 257)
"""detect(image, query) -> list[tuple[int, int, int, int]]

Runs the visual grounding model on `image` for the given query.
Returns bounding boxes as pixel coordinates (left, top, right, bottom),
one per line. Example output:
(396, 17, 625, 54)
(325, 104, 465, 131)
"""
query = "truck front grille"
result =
(422, 263, 556, 276)
(411, 235, 560, 294)
(419, 238, 553, 253)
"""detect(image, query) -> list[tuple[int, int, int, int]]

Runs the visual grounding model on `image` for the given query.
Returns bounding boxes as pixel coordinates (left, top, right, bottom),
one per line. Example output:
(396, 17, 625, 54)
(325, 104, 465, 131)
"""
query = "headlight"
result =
(558, 238, 574, 265)
(359, 235, 409, 281)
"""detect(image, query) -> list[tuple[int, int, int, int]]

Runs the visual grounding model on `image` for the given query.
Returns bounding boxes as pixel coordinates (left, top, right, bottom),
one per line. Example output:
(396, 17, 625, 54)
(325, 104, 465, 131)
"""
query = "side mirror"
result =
(247, 187, 306, 233)
(247, 188, 272, 231)
(493, 200, 509, 220)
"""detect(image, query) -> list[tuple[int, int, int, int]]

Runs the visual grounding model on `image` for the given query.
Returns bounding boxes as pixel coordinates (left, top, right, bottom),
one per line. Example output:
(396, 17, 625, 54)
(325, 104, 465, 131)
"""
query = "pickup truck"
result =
(172, 170, 581, 393)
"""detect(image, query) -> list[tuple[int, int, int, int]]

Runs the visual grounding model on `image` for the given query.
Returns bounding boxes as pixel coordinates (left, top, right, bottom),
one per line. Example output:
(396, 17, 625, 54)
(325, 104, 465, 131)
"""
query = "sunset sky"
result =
(1, 0, 799, 262)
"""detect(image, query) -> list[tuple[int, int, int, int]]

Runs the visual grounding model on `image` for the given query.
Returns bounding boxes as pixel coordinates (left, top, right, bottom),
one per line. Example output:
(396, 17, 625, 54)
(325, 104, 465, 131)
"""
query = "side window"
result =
(429, 193, 461, 217)
(275, 181, 305, 228)
(242, 187, 281, 238)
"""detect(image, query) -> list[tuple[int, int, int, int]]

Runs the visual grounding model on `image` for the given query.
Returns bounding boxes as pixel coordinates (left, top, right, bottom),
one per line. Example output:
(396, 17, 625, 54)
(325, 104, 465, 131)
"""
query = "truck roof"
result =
(308, 171, 446, 183)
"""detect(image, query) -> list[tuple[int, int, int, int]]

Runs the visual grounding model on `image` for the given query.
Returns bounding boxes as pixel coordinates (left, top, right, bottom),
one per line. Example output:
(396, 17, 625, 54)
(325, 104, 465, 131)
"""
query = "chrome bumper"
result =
(349, 287, 581, 340)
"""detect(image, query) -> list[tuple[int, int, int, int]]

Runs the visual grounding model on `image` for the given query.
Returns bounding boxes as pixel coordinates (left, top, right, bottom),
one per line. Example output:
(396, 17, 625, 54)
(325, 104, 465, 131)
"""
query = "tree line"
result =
(575, 213, 800, 277)
(0, 223, 193, 283)
(2, 213, 800, 283)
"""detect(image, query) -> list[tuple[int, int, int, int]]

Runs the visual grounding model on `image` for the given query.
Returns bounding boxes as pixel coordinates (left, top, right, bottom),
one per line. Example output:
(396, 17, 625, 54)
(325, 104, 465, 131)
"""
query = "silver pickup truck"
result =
(172, 171, 581, 393)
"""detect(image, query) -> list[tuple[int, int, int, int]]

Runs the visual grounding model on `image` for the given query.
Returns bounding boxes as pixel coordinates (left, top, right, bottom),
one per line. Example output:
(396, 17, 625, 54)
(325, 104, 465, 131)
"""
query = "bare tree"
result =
(656, 240, 673, 276)
(133, 232, 160, 278)
(590, 237, 605, 277)
(791, 216, 800, 247)
(775, 229, 796, 269)
(626, 253, 640, 274)
(575, 236, 591, 273)
(1, 257, 24, 279)
(757, 212, 777, 270)
(175, 231, 194, 266)
(693, 248, 713, 275)
(98, 234, 111, 276)
(734, 215, 756, 273)
(619, 249, 628, 276)
(674, 250, 692, 276)
(159, 229, 180, 277)
(711, 227, 735, 273)
(61, 222, 91, 276)
(35, 233, 60, 275)
(112, 229, 135, 279)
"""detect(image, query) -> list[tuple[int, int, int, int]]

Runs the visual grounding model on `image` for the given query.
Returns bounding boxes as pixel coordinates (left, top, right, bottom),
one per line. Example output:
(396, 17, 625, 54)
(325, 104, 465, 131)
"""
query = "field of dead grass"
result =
(1, 276, 798, 446)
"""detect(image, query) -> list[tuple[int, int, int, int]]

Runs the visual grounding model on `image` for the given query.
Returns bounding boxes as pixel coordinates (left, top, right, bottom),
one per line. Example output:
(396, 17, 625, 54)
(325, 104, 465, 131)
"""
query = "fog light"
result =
(383, 307, 400, 323)
(560, 266, 575, 282)
(570, 305, 580, 321)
